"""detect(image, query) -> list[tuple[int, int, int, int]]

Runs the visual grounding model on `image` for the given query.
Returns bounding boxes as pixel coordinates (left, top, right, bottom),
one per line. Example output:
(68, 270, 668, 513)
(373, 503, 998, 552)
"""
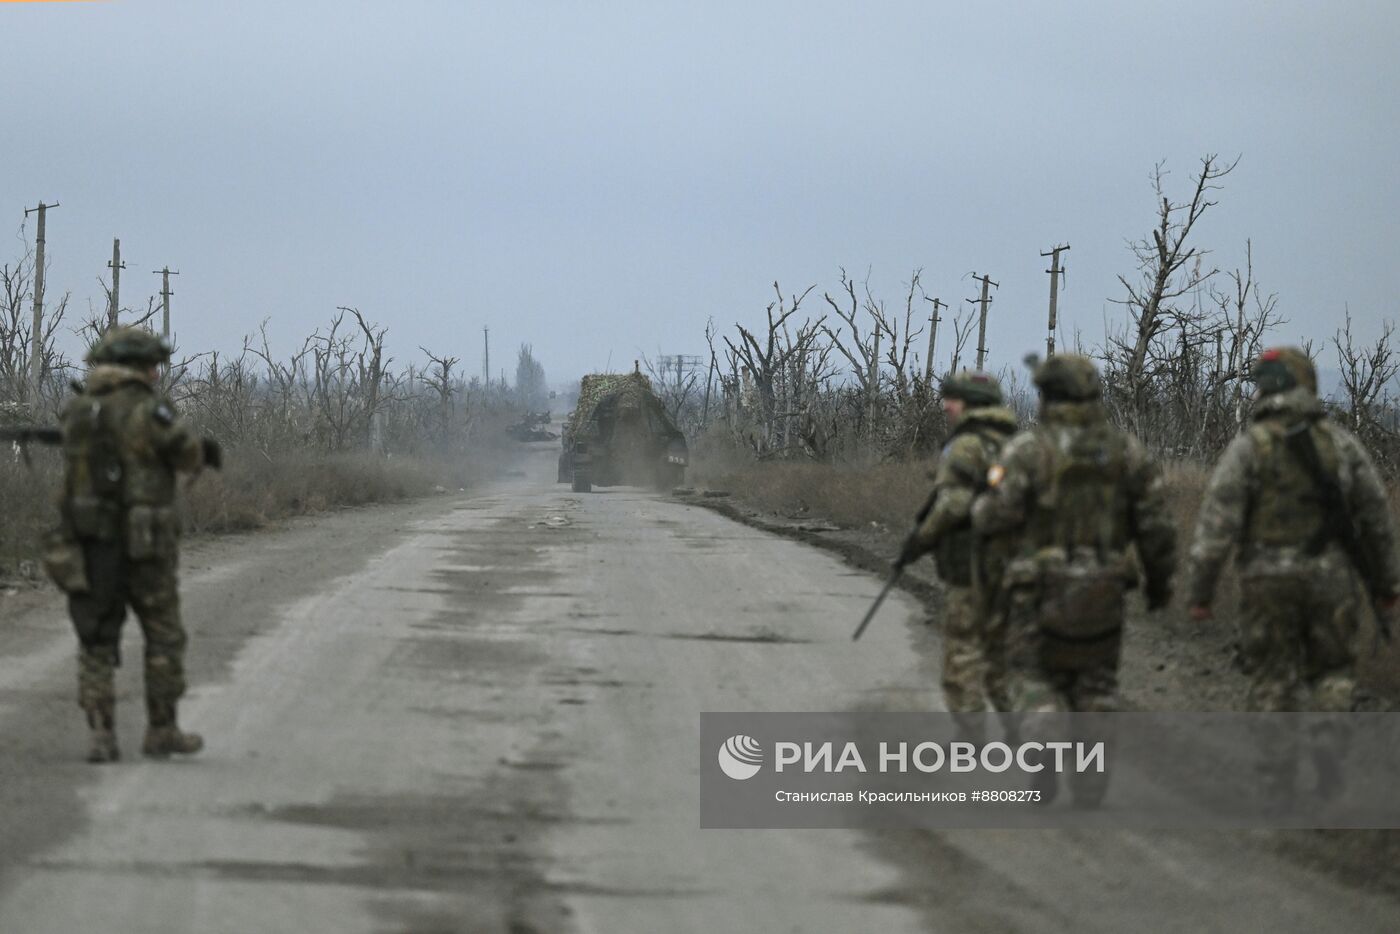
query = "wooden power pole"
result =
(482, 326, 490, 386)
(107, 238, 125, 328)
(153, 266, 179, 341)
(23, 201, 58, 401)
(1041, 243, 1070, 357)
(922, 296, 944, 384)
(967, 273, 998, 370)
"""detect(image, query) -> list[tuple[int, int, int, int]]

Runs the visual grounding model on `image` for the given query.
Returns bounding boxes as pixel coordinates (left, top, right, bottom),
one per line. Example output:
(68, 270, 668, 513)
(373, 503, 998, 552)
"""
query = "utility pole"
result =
(1041, 243, 1070, 357)
(922, 296, 944, 384)
(152, 267, 179, 341)
(107, 238, 125, 329)
(482, 326, 490, 386)
(966, 272, 998, 370)
(23, 201, 58, 401)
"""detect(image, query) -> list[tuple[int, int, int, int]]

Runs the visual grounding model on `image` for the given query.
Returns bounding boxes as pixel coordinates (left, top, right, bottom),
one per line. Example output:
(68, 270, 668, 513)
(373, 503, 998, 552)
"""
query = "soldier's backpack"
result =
(1023, 421, 1135, 654)
(1244, 416, 1340, 551)
(60, 393, 125, 543)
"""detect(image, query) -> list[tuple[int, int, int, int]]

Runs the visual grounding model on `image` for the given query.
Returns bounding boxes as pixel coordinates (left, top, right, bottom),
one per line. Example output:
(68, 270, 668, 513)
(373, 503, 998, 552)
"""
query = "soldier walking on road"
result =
(972, 354, 1176, 803)
(900, 371, 1018, 736)
(1183, 347, 1400, 802)
(49, 327, 221, 763)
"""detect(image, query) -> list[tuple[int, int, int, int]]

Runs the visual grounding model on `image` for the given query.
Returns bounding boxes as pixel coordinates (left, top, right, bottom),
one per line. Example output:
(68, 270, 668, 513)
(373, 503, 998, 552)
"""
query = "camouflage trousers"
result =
(1000, 583, 1123, 714)
(938, 585, 1009, 716)
(69, 541, 187, 723)
(999, 582, 1123, 805)
(1237, 563, 1363, 796)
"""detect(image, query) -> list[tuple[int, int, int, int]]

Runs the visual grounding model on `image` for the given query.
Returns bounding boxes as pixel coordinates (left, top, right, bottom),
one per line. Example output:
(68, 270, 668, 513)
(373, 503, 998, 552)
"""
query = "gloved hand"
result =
(201, 437, 223, 470)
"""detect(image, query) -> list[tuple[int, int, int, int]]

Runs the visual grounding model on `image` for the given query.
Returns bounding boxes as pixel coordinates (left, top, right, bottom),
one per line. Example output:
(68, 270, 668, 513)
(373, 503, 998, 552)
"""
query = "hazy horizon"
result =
(4, 0, 1398, 389)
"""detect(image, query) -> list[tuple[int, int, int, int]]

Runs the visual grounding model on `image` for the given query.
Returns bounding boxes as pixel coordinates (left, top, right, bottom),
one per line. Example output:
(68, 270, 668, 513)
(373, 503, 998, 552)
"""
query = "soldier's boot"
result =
(142, 700, 203, 759)
(83, 702, 120, 764)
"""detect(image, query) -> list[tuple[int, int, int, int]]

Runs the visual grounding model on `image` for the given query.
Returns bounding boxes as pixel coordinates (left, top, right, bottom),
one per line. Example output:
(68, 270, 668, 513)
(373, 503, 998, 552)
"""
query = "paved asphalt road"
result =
(0, 444, 1395, 932)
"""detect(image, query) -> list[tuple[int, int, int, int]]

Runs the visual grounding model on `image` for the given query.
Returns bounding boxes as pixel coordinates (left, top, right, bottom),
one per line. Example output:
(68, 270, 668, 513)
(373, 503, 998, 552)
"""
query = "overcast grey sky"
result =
(3, 0, 1398, 384)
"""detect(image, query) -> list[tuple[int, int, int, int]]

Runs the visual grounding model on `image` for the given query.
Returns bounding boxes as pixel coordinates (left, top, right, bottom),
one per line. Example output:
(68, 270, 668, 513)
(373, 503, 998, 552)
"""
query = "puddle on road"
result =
(663, 630, 811, 645)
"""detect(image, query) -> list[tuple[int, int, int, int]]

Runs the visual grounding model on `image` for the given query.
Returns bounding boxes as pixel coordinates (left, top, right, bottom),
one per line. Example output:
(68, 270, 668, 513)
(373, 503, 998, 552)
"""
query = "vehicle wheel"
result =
(572, 468, 592, 493)
(653, 464, 684, 492)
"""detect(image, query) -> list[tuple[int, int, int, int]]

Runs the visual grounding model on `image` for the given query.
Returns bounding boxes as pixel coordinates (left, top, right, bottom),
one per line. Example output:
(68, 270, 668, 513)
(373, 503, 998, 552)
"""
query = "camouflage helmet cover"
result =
(1033, 353, 1102, 401)
(1250, 346, 1317, 396)
(86, 326, 172, 367)
(939, 369, 1003, 406)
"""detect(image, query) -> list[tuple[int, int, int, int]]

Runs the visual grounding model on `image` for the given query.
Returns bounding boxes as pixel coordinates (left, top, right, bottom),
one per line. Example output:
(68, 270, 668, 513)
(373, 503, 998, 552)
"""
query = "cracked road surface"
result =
(0, 445, 1396, 932)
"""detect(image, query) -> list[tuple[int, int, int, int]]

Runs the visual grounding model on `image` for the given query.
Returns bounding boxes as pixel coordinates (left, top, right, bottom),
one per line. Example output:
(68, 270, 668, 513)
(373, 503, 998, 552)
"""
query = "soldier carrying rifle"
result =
(3, 327, 221, 763)
(897, 371, 1018, 738)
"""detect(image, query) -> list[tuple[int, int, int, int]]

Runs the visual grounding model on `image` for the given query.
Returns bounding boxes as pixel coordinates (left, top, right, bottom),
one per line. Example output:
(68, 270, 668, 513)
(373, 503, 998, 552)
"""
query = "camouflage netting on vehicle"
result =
(568, 372, 658, 436)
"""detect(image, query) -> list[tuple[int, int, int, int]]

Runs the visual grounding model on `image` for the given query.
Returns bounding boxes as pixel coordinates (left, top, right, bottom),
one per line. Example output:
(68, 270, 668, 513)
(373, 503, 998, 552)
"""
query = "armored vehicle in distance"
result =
(558, 369, 688, 493)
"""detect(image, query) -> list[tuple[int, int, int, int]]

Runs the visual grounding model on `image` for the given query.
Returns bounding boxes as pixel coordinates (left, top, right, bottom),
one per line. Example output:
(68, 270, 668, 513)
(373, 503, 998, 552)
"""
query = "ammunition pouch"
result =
(934, 528, 974, 587)
(41, 529, 89, 594)
(125, 505, 179, 562)
(1006, 547, 1131, 670)
(66, 495, 122, 542)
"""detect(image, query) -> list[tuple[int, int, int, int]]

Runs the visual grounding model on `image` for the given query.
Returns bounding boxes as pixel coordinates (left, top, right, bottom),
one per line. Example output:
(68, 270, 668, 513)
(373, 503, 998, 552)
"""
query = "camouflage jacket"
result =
(914, 406, 1018, 546)
(1183, 387, 1400, 606)
(912, 406, 1018, 586)
(59, 364, 205, 537)
(971, 400, 1177, 600)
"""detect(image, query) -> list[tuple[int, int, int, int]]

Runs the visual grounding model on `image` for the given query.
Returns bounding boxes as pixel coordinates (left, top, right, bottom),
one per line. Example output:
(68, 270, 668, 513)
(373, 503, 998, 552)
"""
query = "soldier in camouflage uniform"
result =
(901, 371, 1018, 734)
(54, 327, 220, 763)
(972, 355, 1176, 802)
(1184, 347, 1400, 801)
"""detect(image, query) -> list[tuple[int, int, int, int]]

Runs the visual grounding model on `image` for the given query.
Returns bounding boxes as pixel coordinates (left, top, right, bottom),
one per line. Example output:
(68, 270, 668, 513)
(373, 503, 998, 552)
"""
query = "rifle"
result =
(852, 566, 904, 641)
(0, 426, 62, 466)
(1285, 419, 1391, 644)
(852, 490, 938, 641)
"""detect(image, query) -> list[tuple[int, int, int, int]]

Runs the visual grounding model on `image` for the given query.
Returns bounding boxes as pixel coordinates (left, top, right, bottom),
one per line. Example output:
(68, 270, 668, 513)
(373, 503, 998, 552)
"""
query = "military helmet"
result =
(939, 369, 1003, 406)
(1033, 353, 1102, 401)
(86, 326, 171, 367)
(1250, 346, 1317, 396)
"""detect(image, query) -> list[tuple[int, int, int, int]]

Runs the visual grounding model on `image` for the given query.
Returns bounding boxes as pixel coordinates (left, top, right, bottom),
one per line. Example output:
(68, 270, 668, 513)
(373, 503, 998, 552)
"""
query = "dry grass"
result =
(0, 443, 520, 580)
(0, 452, 61, 576)
(690, 458, 932, 530)
(180, 451, 489, 535)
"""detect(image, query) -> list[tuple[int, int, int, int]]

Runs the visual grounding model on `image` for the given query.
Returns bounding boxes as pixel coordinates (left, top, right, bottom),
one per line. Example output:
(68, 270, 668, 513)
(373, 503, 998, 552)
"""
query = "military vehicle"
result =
(558, 369, 688, 493)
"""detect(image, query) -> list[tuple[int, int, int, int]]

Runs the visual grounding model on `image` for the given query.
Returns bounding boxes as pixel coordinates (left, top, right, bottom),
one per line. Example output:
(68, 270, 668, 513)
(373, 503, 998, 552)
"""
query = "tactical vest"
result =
(1011, 420, 1135, 659)
(1025, 421, 1131, 559)
(935, 418, 1016, 586)
(60, 391, 126, 542)
(1244, 416, 1339, 551)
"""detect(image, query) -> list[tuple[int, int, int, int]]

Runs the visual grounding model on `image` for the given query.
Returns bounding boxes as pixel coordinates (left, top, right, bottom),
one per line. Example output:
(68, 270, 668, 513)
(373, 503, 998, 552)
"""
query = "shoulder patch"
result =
(987, 464, 1006, 488)
(152, 402, 176, 426)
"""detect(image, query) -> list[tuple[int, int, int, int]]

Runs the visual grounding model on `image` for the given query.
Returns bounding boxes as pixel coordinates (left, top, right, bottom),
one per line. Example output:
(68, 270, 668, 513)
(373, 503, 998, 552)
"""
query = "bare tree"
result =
(822, 268, 882, 441)
(724, 281, 816, 453)
(1335, 311, 1399, 431)
(1107, 154, 1239, 438)
(0, 249, 73, 412)
(947, 308, 975, 375)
